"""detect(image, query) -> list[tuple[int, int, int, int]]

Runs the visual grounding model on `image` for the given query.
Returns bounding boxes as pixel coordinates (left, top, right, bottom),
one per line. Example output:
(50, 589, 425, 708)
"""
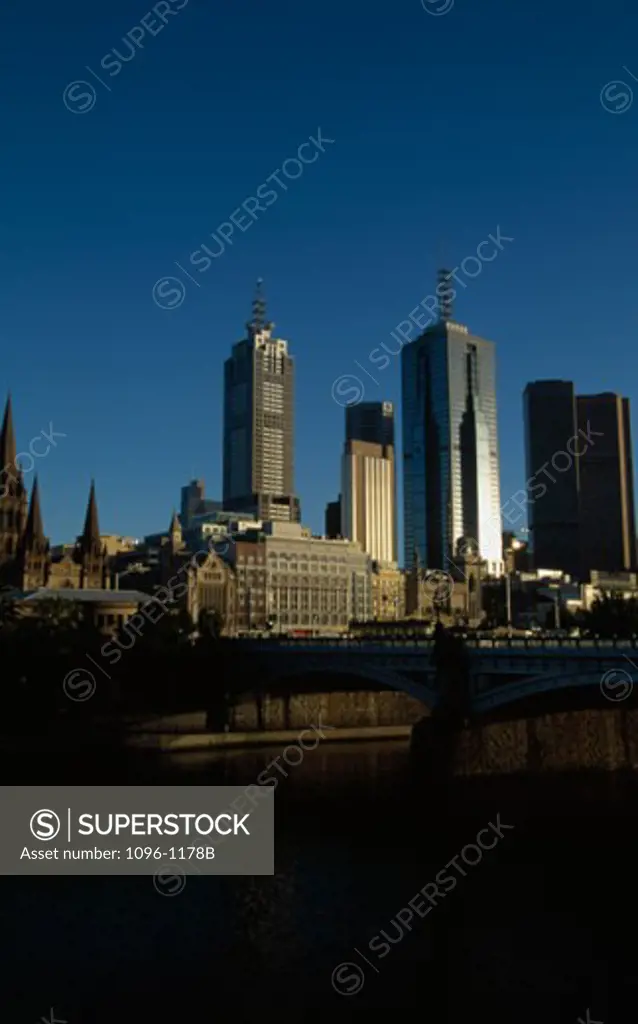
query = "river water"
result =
(3, 737, 635, 1020)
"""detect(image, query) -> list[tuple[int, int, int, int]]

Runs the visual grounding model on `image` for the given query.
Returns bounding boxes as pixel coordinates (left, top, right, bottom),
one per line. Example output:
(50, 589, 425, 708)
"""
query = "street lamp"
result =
(505, 570, 512, 636)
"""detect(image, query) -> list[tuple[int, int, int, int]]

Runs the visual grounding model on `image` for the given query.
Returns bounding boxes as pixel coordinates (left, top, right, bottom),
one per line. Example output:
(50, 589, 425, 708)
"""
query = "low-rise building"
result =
(581, 570, 638, 612)
(404, 540, 484, 626)
(100, 535, 139, 558)
(19, 588, 151, 635)
(371, 563, 405, 621)
(215, 521, 371, 634)
(112, 512, 237, 635)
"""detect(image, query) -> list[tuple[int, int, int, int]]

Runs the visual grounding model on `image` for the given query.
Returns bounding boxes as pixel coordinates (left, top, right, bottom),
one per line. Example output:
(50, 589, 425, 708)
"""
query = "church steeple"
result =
(168, 509, 183, 552)
(77, 479, 103, 564)
(24, 476, 45, 547)
(0, 393, 28, 583)
(0, 394, 17, 470)
(18, 475, 49, 589)
(0, 393, 25, 498)
(75, 480, 105, 588)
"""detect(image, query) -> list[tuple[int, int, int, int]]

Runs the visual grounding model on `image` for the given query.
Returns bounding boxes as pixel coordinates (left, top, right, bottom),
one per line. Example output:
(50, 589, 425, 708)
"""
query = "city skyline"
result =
(3, 285, 638, 570)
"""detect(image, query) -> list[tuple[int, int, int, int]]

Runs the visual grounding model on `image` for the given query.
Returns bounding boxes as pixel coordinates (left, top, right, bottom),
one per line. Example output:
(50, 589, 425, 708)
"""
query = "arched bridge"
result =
(233, 637, 638, 715)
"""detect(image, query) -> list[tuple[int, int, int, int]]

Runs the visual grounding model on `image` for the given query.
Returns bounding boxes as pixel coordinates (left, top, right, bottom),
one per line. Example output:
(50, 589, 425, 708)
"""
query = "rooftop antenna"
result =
(437, 268, 454, 322)
(248, 277, 270, 336)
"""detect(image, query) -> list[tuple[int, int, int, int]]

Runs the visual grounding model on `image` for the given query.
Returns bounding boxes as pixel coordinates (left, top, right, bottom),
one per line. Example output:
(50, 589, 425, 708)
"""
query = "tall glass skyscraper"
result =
(402, 301, 502, 575)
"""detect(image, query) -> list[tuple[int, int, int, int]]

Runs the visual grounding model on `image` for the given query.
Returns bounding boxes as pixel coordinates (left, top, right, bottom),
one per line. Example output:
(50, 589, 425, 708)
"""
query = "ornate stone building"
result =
(158, 512, 236, 633)
(404, 538, 484, 626)
(371, 563, 405, 621)
(112, 510, 237, 634)
(0, 396, 107, 591)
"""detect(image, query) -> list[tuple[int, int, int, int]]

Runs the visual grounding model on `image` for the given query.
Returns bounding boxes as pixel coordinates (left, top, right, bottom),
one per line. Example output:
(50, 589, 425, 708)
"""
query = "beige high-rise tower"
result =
(341, 401, 397, 565)
(223, 281, 300, 523)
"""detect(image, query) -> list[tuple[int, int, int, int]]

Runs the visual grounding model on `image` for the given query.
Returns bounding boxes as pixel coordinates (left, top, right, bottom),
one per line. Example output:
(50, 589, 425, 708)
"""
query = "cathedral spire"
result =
(168, 508, 182, 552)
(81, 480, 100, 551)
(24, 476, 45, 546)
(0, 393, 19, 479)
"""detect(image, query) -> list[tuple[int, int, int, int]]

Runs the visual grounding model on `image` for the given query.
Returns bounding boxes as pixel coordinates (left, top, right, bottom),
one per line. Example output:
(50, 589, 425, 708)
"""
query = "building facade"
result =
(371, 563, 405, 621)
(341, 401, 397, 565)
(402, 286, 502, 575)
(180, 479, 222, 529)
(216, 521, 371, 634)
(346, 401, 395, 448)
(223, 282, 300, 524)
(151, 512, 237, 633)
(325, 498, 341, 539)
(19, 588, 152, 636)
(341, 439, 397, 565)
(577, 393, 636, 576)
(523, 380, 580, 576)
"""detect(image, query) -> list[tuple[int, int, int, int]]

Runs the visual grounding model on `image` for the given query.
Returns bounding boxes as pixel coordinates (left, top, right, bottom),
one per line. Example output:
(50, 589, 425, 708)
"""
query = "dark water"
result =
(2, 738, 636, 1020)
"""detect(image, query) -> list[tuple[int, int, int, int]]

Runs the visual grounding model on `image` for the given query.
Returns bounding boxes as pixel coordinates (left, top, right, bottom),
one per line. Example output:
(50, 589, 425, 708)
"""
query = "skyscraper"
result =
(341, 401, 397, 564)
(401, 273, 502, 574)
(325, 498, 341, 538)
(180, 479, 205, 527)
(180, 480, 222, 528)
(346, 401, 395, 448)
(223, 282, 300, 523)
(523, 380, 580, 576)
(577, 393, 636, 575)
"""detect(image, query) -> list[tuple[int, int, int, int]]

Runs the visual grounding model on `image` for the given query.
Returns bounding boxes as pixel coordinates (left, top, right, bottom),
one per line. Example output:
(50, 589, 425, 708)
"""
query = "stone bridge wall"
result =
(452, 708, 638, 775)
(231, 690, 424, 731)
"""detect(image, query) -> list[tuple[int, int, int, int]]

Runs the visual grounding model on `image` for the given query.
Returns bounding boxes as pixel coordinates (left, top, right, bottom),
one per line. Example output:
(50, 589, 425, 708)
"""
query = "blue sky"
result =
(1, 0, 637, 548)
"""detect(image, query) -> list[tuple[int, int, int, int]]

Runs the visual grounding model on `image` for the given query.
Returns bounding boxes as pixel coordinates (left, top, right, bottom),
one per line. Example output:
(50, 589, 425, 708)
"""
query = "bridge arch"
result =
(258, 659, 436, 706)
(473, 668, 638, 713)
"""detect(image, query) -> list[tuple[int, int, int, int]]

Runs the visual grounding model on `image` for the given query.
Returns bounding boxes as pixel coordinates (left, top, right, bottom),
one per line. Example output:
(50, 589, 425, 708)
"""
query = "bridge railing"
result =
(233, 634, 638, 652)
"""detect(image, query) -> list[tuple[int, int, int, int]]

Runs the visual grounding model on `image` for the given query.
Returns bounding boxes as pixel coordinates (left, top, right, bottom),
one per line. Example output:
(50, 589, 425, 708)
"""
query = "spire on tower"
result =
(81, 480, 100, 549)
(247, 278, 273, 336)
(24, 476, 45, 547)
(437, 269, 454, 322)
(169, 509, 181, 535)
(0, 394, 19, 481)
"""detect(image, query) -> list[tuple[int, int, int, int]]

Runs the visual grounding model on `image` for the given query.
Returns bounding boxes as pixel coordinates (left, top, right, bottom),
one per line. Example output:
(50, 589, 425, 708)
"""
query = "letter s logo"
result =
(30, 809, 61, 840)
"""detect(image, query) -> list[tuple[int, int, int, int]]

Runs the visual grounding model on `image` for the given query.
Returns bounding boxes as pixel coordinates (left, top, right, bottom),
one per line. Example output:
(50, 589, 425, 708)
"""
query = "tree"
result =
(199, 608, 223, 641)
(583, 591, 638, 638)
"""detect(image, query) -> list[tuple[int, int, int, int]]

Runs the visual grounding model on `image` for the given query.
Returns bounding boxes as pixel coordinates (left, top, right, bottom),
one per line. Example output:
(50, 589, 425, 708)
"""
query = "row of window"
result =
(274, 613, 346, 626)
(95, 613, 128, 628)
